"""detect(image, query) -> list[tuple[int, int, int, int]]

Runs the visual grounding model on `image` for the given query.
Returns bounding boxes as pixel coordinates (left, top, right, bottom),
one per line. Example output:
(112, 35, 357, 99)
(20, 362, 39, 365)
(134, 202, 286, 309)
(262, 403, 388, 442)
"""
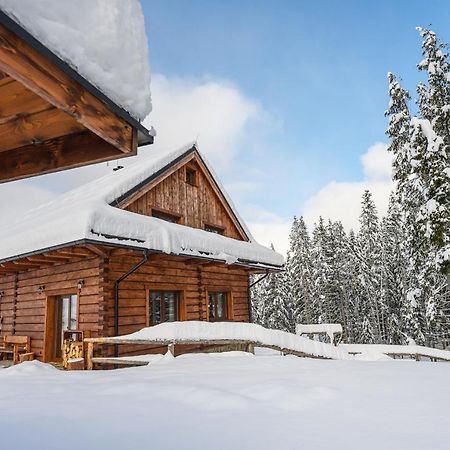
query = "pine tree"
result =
(310, 217, 328, 325)
(357, 190, 384, 343)
(415, 27, 450, 277)
(381, 193, 408, 344)
(344, 229, 364, 343)
(286, 216, 313, 326)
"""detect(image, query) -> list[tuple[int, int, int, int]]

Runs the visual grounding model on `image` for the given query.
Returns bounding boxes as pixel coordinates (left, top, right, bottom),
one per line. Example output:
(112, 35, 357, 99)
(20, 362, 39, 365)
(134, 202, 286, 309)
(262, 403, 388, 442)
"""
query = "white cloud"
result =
(146, 74, 266, 168)
(302, 142, 394, 232)
(361, 142, 393, 180)
(242, 204, 291, 256)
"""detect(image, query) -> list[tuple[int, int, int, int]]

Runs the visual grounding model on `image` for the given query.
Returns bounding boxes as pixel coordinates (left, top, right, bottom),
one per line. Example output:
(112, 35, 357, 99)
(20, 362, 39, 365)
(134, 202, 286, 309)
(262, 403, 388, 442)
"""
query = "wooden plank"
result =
(0, 23, 135, 154)
(0, 79, 50, 121)
(0, 106, 84, 152)
(91, 357, 149, 366)
(0, 131, 135, 183)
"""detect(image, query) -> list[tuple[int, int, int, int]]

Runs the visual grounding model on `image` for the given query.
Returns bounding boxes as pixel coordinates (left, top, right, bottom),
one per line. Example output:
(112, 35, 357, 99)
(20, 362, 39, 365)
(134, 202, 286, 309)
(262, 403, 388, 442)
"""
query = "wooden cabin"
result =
(0, 144, 283, 362)
(0, 9, 153, 183)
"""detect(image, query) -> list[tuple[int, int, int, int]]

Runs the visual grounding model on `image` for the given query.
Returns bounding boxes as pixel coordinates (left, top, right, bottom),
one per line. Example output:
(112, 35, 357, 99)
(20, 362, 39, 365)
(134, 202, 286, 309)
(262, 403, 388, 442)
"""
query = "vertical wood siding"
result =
(125, 161, 244, 240)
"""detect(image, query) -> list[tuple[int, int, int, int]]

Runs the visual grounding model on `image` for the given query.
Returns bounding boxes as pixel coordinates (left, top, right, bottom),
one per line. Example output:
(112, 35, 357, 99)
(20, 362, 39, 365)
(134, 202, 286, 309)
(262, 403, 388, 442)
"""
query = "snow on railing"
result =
(84, 321, 350, 369)
(342, 344, 450, 362)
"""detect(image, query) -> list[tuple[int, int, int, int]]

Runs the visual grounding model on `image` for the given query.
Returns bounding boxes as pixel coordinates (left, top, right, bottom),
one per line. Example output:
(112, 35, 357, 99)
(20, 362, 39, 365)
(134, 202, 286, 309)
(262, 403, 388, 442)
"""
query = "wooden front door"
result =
(44, 294, 78, 361)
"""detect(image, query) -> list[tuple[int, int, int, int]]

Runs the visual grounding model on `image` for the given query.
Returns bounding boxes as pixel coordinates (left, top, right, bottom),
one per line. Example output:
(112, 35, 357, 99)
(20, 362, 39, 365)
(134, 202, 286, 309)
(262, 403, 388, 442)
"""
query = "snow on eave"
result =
(0, 0, 152, 122)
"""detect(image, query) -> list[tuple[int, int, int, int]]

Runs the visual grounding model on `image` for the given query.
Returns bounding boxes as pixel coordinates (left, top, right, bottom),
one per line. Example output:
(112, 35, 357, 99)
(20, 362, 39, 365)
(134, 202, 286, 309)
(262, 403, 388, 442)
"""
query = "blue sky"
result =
(2, 1, 450, 254)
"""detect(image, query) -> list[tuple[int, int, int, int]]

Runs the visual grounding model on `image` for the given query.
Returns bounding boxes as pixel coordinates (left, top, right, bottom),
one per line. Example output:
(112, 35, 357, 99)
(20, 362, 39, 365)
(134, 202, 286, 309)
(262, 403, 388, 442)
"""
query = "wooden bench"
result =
(0, 336, 32, 364)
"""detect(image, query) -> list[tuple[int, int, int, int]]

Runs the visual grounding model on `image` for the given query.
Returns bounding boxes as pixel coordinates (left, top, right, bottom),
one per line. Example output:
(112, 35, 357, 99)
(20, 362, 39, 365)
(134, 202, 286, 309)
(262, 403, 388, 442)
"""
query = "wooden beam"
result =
(55, 248, 92, 258)
(0, 70, 12, 87)
(11, 260, 41, 268)
(84, 244, 110, 258)
(0, 106, 84, 152)
(0, 78, 49, 121)
(0, 131, 136, 183)
(27, 255, 65, 263)
(25, 257, 58, 266)
(0, 23, 135, 154)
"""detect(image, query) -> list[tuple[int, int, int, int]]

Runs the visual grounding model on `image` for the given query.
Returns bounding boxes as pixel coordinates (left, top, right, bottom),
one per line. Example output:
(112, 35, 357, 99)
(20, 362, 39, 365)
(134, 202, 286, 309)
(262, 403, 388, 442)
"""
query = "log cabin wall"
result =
(0, 256, 102, 359)
(101, 250, 250, 354)
(124, 160, 244, 240)
(0, 249, 251, 360)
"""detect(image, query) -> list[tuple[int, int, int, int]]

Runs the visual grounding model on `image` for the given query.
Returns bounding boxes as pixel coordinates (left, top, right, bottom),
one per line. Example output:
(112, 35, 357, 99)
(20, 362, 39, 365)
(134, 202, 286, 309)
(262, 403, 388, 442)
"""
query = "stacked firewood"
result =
(62, 339, 84, 369)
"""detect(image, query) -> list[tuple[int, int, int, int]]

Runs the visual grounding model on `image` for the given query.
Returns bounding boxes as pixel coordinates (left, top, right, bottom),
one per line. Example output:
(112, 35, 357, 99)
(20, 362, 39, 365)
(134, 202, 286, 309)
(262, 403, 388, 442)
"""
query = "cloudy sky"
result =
(2, 0, 450, 255)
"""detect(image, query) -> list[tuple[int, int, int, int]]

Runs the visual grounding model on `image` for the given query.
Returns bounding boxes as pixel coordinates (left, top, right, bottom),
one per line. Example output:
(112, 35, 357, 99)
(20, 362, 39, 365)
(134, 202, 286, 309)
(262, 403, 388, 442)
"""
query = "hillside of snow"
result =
(1, 353, 450, 450)
(0, 0, 151, 120)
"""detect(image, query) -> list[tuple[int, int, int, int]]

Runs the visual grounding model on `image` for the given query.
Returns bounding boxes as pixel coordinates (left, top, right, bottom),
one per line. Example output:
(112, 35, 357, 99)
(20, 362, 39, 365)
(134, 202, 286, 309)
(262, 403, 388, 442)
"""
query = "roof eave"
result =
(0, 238, 283, 272)
(0, 9, 153, 146)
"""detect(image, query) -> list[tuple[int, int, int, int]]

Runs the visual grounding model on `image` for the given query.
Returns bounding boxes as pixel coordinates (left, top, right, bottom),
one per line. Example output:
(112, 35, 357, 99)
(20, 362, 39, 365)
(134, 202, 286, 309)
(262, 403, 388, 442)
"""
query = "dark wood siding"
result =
(125, 160, 244, 240)
(0, 249, 250, 361)
(0, 256, 102, 359)
(102, 251, 250, 338)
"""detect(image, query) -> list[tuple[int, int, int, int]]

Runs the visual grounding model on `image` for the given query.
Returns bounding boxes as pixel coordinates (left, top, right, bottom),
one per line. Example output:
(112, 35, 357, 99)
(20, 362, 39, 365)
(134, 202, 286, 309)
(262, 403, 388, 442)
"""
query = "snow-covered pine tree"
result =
(385, 71, 428, 345)
(286, 216, 313, 326)
(357, 190, 384, 343)
(416, 27, 450, 278)
(250, 273, 267, 326)
(344, 229, 364, 343)
(310, 217, 328, 325)
(320, 220, 348, 327)
(381, 192, 408, 344)
(252, 244, 293, 332)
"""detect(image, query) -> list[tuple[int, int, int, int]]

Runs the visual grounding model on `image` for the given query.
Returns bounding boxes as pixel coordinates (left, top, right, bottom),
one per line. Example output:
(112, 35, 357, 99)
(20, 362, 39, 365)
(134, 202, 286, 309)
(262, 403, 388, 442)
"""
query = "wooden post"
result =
(86, 342, 94, 370)
(167, 343, 175, 356)
(246, 343, 255, 354)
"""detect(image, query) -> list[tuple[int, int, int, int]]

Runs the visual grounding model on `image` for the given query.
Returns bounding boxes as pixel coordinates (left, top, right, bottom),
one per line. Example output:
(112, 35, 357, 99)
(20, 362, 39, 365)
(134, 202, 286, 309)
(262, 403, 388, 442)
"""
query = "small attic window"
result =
(185, 167, 197, 186)
(151, 208, 181, 224)
(204, 223, 225, 235)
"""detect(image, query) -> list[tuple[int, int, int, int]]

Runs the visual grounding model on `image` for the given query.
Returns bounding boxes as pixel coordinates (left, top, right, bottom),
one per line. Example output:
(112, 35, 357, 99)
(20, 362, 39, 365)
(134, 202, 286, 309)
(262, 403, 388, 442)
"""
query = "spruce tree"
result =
(286, 216, 313, 326)
(357, 190, 384, 343)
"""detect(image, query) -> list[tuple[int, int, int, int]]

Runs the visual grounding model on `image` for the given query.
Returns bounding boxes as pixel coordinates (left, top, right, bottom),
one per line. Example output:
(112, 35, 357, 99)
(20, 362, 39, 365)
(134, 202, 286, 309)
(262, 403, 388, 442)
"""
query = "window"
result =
(204, 223, 225, 235)
(208, 292, 228, 321)
(149, 291, 180, 325)
(151, 208, 181, 224)
(185, 167, 197, 186)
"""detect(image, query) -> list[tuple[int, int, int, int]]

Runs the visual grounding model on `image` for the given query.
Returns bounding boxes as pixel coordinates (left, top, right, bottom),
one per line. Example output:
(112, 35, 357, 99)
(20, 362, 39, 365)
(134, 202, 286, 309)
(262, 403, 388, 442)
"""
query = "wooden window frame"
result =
(203, 222, 226, 236)
(206, 289, 234, 322)
(185, 165, 198, 187)
(151, 207, 183, 224)
(146, 287, 186, 326)
(43, 292, 79, 362)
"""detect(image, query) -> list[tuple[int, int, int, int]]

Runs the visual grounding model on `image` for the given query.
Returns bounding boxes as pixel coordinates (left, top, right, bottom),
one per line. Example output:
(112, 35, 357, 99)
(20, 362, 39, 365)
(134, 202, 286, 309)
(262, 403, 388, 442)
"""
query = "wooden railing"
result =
(83, 336, 327, 370)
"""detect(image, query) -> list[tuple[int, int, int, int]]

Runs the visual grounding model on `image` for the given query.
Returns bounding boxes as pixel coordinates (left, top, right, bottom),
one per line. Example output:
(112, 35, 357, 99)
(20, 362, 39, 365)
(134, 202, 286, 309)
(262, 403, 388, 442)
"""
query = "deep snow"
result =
(1, 354, 449, 450)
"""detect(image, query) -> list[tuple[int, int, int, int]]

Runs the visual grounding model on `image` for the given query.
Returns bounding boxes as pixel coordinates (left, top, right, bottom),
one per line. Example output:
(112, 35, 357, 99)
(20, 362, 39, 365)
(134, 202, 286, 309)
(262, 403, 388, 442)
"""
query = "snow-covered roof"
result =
(0, 0, 151, 121)
(0, 144, 284, 269)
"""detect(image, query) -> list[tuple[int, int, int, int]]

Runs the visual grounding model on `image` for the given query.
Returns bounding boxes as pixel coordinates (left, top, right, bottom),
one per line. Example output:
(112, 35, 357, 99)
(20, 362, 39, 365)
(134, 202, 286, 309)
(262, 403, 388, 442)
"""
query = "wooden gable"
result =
(119, 152, 249, 241)
(0, 11, 152, 183)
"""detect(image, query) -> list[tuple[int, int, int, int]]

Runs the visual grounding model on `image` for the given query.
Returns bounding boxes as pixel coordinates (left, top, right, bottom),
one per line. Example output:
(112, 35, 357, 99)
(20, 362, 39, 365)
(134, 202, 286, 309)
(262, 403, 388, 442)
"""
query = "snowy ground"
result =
(1, 352, 449, 450)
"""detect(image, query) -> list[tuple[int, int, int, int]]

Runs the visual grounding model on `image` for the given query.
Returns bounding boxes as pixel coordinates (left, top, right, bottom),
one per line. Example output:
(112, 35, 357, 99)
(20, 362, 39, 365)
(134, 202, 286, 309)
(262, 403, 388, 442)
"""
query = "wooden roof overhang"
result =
(0, 240, 283, 276)
(0, 10, 153, 183)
